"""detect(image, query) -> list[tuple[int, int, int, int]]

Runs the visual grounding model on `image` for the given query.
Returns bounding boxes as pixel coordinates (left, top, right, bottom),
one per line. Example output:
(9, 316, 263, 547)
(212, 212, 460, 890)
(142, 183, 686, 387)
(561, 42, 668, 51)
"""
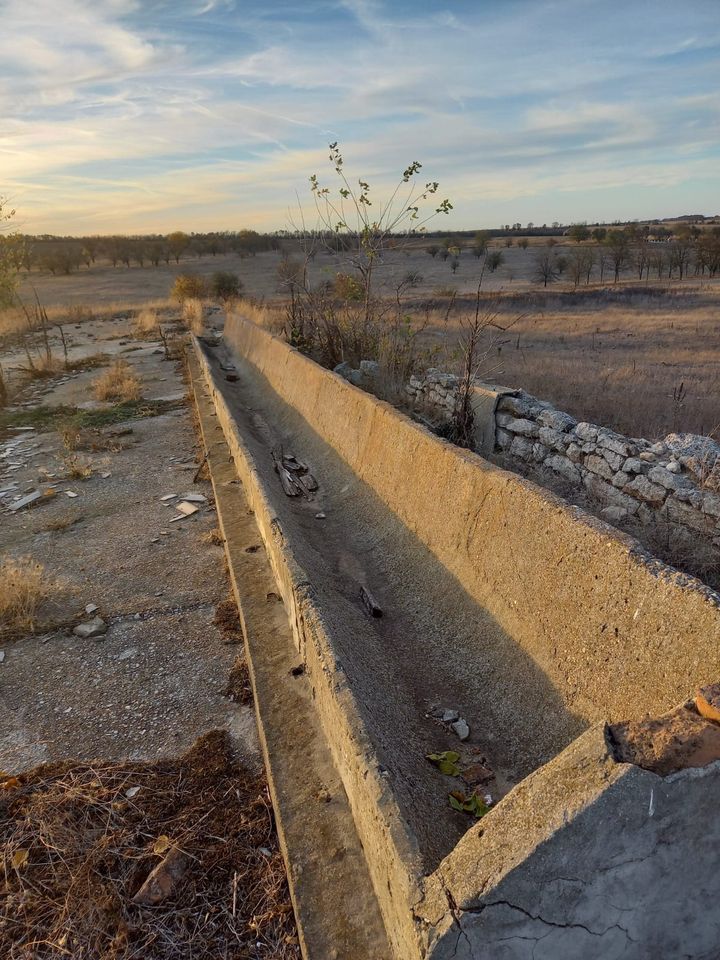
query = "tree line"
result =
(0, 230, 279, 277)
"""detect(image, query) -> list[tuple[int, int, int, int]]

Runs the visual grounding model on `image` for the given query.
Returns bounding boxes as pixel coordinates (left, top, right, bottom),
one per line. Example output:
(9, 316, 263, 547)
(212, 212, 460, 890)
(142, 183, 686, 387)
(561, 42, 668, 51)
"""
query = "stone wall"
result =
(406, 369, 720, 546)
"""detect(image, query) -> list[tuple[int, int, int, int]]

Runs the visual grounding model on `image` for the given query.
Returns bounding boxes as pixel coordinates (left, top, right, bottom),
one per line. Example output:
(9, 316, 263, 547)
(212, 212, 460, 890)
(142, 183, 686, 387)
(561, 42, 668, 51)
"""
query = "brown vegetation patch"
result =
(0, 557, 56, 637)
(0, 730, 298, 960)
(92, 360, 141, 403)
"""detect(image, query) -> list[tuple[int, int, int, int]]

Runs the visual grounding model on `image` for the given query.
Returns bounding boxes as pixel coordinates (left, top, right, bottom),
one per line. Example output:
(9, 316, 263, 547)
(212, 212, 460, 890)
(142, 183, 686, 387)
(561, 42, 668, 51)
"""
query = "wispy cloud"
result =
(1, 0, 718, 232)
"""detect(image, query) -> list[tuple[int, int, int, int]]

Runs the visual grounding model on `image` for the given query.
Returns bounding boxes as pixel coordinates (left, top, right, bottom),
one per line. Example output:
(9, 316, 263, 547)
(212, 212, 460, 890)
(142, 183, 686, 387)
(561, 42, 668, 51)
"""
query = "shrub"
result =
(211, 271, 243, 301)
(171, 273, 208, 302)
(334, 273, 364, 301)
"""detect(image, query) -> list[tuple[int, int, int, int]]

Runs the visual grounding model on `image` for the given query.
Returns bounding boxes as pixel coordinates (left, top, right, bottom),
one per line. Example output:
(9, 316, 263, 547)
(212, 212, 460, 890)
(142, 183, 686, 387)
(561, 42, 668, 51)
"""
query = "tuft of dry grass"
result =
(0, 730, 299, 960)
(92, 360, 141, 403)
(132, 308, 160, 339)
(231, 299, 285, 335)
(0, 556, 54, 634)
(181, 298, 205, 335)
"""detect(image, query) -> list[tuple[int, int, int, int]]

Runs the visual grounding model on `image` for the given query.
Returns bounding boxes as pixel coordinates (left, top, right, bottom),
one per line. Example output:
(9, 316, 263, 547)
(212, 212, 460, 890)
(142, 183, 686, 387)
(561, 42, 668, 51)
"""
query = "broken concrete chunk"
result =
(7, 490, 43, 512)
(73, 616, 107, 639)
(451, 718, 470, 741)
(609, 704, 720, 776)
(160, 493, 177, 501)
(65, 490, 79, 499)
(175, 501, 199, 516)
(178, 493, 207, 503)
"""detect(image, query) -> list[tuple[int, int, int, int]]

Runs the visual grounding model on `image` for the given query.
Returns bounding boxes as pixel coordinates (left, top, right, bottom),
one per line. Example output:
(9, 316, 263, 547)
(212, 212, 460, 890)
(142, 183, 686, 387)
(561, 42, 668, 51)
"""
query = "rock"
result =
(624, 475, 667, 505)
(509, 436, 534, 462)
(441, 709, 459, 723)
(532, 442, 548, 462)
(347, 369, 363, 387)
(665, 498, 710, 533)
(664, 433, 720, 475)
(575, 422, 598, 443)
(73, 616, 107, 639)
(566, 442, 583, 463)
(0, 651, 4, 663)
(359, 359, 381, 379)
(601, 506, 629, 523)
(504, 417, 538, 438)
(650, 441, 668, 456)
(612, 471, 630, 489)
(175, 501, 199, 517)
(599, 448, 624, 472)
(666, 460, 682, 474)
(496, 393, 531, 417)
(638, 451, 656, 462)
(702, 493, 720, 518)
(537, 409, 577, 433)
(178, 493, 207, 503)
(623, 457, 643, 474)
(545, 455, 581, 484)
(315, 512, 326, 519)
(133, 848, 189, 906)
(585, 454, 615, 482)
(648, 465, 691, 492)
(597, 429, 635, 458)
(538, 427, 569, 452)
(85, 603, 98, 615)
(451, 718, 470, 741)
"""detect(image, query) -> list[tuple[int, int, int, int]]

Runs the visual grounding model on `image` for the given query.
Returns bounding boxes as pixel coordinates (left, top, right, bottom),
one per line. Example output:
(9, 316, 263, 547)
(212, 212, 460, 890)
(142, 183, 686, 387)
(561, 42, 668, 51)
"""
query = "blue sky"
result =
(1, 0, 719, 234)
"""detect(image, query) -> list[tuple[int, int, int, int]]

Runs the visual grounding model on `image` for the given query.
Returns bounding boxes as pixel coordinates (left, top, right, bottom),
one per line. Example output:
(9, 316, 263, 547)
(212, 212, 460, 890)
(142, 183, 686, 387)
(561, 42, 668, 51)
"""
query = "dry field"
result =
(4, 243, 720, 441)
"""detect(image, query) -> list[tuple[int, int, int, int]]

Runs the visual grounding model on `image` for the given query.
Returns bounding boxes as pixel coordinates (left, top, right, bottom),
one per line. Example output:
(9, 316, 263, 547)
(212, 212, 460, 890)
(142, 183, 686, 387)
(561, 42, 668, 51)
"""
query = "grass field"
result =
(3, 243, 719, 441)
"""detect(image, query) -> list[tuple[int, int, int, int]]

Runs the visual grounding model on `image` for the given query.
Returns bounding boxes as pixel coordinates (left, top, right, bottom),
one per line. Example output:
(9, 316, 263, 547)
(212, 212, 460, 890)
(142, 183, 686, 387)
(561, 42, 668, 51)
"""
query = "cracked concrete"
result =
(0, 318, 260, 772)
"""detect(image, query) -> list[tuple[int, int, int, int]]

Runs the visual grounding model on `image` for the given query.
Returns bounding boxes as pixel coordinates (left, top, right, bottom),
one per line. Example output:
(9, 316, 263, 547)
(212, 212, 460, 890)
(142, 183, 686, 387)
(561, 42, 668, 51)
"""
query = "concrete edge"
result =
(191, 339, 426, 960)
(188, 348, 393, 960)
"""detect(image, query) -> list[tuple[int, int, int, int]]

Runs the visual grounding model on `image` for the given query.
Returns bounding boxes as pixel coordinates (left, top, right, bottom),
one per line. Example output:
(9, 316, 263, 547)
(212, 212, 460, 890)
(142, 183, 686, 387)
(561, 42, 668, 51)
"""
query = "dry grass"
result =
(132, 307, 160, 339)
(0, 730, 299, 960)
(419, 286, 720, 439)
(232, 300, 285, 335)
(92, 360, 141, 403)
(181, 298, 205, 335)
(0, 557, 54, 635)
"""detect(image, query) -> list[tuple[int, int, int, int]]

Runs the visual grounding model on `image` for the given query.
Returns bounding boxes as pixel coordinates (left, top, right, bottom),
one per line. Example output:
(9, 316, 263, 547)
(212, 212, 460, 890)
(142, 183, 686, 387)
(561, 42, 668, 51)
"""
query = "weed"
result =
(133, 308, 160, 339)
(182, 298, 205, 334)
(92, 360, 141, 402)
(0, 556, 55, 634)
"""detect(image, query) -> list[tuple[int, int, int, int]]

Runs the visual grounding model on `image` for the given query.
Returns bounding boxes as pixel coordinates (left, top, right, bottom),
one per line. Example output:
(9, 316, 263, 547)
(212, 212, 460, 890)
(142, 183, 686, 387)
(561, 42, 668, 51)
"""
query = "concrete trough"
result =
(194, 317, 720, 960)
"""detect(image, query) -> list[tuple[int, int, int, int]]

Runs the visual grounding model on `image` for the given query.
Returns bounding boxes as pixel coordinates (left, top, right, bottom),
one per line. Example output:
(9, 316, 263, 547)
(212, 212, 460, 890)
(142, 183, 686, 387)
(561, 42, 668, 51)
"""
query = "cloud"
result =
(0, 0, 718, 233)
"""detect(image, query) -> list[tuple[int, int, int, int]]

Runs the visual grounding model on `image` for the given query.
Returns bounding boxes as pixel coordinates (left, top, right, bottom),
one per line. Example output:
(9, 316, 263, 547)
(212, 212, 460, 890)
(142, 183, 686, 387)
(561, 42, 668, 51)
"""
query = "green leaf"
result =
(427, 751, 461, 777)
(449, 794, 465, 812)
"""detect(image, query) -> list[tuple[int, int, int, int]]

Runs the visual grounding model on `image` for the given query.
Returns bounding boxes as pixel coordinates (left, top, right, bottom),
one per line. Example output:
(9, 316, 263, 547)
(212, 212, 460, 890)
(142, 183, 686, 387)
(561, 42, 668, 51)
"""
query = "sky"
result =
(1, 0, 719, 235)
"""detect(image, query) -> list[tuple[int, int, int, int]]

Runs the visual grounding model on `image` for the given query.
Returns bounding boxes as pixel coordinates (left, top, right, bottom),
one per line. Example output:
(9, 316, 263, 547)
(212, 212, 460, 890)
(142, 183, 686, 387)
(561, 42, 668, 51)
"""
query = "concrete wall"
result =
(405, 369, 720, 544)
(418, 724, 720, 960)
(224, 316, 720, 726)
(216, 318, 720, 958)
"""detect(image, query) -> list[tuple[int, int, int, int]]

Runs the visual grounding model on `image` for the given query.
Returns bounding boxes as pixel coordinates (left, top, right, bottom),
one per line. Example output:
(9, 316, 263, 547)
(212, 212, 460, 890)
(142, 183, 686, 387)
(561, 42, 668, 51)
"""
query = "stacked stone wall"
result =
(406, 369, 720, 546)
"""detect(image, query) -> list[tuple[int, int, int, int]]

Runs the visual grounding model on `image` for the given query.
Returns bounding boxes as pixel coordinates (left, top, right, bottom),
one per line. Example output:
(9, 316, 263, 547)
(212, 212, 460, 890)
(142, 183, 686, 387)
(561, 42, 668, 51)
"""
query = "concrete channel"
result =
(191, 317, 720, 960)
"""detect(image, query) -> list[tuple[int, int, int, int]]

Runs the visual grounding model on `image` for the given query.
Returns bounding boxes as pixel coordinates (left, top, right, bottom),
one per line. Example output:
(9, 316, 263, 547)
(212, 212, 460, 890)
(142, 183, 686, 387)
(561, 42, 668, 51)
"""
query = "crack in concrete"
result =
(467, 899, 639, 945)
